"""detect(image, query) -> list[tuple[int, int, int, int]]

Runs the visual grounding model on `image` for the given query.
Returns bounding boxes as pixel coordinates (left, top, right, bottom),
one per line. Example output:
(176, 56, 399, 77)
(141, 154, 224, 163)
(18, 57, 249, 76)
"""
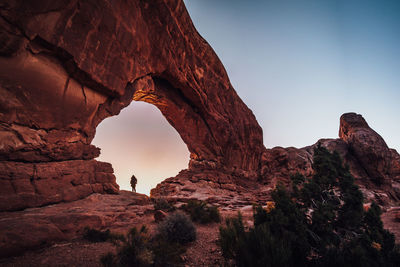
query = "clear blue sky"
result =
(184, 0, 400, 150)
(93, 0, 400, 195)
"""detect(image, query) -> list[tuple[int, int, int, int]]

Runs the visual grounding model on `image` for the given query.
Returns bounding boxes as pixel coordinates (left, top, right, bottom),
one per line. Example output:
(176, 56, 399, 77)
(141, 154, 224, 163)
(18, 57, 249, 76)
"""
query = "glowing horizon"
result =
(92, 101, 190, 195)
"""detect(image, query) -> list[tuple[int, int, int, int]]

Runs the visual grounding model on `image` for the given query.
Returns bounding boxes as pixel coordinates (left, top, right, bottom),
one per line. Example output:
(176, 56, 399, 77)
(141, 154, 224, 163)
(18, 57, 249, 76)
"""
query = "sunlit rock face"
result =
(0, 0, 265, 210)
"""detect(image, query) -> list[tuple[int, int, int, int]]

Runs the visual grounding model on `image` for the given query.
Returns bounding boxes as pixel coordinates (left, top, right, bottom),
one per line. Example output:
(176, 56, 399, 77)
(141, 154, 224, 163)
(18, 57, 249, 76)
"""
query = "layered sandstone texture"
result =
(0, 0, 264, 211)
(153, 113, 400, 207)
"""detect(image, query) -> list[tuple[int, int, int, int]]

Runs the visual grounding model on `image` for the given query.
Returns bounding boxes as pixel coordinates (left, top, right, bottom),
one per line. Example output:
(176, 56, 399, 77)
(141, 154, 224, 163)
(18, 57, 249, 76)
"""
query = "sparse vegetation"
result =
(83, 227, 124, 243)
(152, 198, 175, 212)
(219, 144, 400, 267)
(151, 236, 186, 267)
(100, 226, 154, 267)
(182, 200, 221, 224)
(100, 252, 116, 267)
(100, 213, 196, 267)
(156, 211, 197, 245)
(115, 226, 154, 266)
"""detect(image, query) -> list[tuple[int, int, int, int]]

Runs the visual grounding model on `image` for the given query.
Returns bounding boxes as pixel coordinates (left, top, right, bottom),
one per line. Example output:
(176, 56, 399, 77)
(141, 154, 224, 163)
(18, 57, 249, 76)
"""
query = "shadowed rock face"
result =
(0, 0, 264, 211)
(262, 113, 399, 186)
(339, 113, 393, 185)
(260, 112, 400, 205)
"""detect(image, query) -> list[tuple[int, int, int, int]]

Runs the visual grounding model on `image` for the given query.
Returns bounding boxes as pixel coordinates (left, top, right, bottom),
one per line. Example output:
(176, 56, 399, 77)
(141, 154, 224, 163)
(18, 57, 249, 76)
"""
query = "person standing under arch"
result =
(130, 174, 137, 192)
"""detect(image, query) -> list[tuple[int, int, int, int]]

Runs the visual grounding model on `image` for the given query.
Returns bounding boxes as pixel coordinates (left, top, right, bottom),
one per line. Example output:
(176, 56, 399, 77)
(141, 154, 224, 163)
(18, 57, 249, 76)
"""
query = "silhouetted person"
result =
(130, 174, 137, 192)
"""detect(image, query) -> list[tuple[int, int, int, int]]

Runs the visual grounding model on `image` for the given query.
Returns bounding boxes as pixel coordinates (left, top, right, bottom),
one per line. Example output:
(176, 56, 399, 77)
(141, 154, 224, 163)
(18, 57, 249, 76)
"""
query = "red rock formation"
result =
(152, 113, 400, 207)
(0, 0, 264, 211)
(0, 160, 117, 211)
(339, 113, 394, 185)
(1, 0, 398, 213)
(0, 191, 150, 258)
(261, 112, 400, 205)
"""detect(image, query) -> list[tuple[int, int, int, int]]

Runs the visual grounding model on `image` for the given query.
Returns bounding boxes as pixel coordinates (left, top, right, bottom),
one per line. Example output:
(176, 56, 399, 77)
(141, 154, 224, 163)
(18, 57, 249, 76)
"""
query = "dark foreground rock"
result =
(0, 191, 149, 258)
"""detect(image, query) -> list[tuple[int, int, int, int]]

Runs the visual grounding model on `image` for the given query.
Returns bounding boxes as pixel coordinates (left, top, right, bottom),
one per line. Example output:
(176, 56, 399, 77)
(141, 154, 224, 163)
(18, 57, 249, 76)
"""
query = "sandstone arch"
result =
(0, 0, 265, 211)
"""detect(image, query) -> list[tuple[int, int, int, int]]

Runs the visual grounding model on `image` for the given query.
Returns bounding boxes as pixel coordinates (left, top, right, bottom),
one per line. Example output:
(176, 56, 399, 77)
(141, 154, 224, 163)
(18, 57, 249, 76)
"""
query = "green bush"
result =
(156, 211, 196, 245)
(218, 212, 246, 260)
(182, 200, 221, 224)
(152, 198, 175, 212)
(100, 220, 194, 267)
(219, 144, 400, 267)
(117, 226, 154, 266)
(219, 193, 309, 267)
(151, 236, 186, 267)
(83, 227, 125, 243)
(100, 226, 154, 267)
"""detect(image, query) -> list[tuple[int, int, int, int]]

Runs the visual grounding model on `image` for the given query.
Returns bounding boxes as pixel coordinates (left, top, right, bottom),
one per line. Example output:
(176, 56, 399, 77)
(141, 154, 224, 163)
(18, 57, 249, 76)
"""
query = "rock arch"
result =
(0, 0, 265, 211)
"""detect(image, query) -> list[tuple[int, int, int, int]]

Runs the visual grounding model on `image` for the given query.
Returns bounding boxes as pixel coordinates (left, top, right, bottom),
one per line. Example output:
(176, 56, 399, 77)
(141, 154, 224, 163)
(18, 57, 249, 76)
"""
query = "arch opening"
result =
(92, 101, 190, 195)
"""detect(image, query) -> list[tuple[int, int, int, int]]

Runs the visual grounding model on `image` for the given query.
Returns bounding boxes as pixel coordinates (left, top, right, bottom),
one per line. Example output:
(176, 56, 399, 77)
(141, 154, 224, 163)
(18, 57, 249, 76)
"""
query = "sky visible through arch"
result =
(92, 102, 190, 195)
(93, 0, 400, 195)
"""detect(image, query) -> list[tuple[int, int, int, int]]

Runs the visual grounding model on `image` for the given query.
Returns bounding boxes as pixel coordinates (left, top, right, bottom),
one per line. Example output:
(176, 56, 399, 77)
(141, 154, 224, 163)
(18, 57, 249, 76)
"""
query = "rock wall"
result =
(152, 113, 400, 207)
(0, 0, 265, 211)
(261, 113, 400, 205)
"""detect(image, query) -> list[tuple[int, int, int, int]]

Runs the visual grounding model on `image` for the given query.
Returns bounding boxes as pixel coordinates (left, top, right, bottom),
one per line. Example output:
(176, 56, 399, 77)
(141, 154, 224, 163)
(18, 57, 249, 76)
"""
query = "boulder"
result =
(339, 113, 393, 185)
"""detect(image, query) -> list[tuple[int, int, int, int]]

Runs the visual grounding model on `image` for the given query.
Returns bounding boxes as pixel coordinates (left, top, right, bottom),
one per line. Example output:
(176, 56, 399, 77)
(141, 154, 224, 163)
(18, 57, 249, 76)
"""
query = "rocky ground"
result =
(0, 223, 226, 267)
(0, 190, 255, 267)
(0, 191, 398, 267)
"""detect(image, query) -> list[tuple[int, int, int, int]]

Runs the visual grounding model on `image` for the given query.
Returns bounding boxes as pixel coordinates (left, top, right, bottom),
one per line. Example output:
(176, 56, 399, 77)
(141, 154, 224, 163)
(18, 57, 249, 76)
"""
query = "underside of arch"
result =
(0, 0, 265, 211)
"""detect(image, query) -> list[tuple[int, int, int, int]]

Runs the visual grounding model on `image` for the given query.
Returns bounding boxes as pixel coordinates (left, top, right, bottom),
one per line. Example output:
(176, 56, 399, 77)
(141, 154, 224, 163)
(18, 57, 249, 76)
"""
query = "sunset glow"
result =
(92, 101, 190, 195)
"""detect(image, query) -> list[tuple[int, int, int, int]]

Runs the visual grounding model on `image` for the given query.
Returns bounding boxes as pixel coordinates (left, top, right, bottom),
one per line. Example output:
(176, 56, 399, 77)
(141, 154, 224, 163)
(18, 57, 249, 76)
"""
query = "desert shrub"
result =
(116, 226, 154, 267)
(218, 212, 246, 260)
(219, 144, 400, 267)
(156, 211, 196, 245)
(100, 252, 116, 267)
(83, 227, 125, 243)
(220, 192, 309, 267)
(83, 228, 110, 242)
(182, 200, 221, 224)
(151, 236, 186, 267)
(100, 226, 154, 267)
(100, 223, 190, 267)
(152, 198, 175, 212)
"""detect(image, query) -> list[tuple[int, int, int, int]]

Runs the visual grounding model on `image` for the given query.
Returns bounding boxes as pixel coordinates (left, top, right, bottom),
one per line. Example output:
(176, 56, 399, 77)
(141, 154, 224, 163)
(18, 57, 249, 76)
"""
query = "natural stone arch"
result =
(0, 0, 265, 211)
